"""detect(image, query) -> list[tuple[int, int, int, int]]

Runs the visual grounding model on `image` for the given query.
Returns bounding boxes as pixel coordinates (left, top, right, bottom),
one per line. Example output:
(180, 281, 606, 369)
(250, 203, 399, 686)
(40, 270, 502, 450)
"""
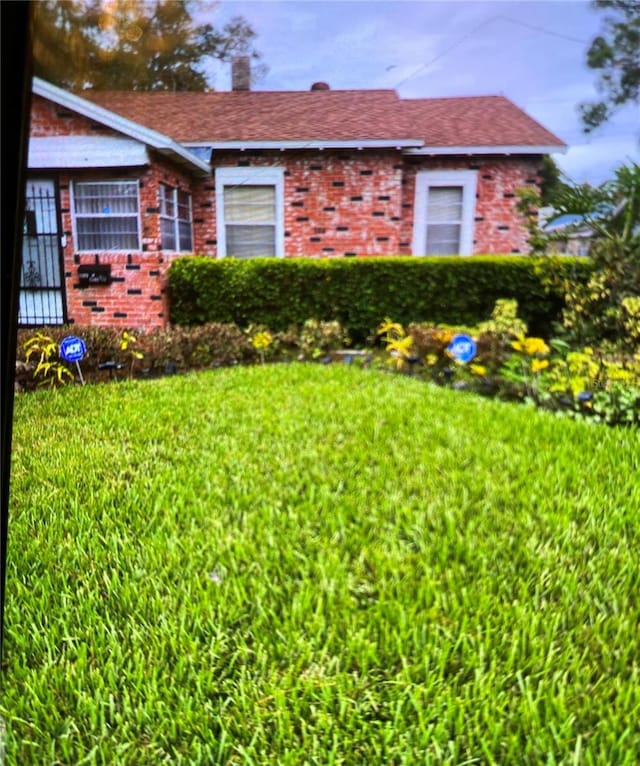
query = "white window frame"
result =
(412, 170, 478, 256)
(159, 184, 193, 252)
(71, 180, 142, 253)
(215, 166, 285, 258)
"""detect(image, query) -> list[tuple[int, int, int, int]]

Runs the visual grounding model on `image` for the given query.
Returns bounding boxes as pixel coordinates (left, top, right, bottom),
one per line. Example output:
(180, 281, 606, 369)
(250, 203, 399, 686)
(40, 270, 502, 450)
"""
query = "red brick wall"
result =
(192, 177, 217, 254)
(57, 163, 214, 329)
(285, 150, 404, 256)
(400, 156, 541, 254)
(56, 168, 168, 329)
(212, 150, 405, 256)
(213, 151, 540, 257)
(31, 95, 117, 137)
(30, 96, 214, 330)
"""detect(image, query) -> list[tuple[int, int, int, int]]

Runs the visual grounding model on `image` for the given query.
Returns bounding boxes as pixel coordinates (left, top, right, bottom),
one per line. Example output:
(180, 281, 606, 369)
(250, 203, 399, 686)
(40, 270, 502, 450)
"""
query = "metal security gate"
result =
(19, 179, 67, 326)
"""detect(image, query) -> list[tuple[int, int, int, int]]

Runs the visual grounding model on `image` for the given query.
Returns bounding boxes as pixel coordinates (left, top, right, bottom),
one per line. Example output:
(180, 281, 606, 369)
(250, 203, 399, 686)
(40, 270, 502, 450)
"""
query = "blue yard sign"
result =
(59, 336, 86, 363)
(447, 334, 477, 364)
(59, 336, 87, 385)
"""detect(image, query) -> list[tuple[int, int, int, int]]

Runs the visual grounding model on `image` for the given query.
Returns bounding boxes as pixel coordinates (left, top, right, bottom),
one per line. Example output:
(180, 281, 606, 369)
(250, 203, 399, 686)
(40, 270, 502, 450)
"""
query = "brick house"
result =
(24, 68, 565, 329)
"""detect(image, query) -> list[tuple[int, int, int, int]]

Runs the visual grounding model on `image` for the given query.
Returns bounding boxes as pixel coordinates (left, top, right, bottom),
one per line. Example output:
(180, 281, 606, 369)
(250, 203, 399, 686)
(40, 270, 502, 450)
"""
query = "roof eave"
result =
(404, 144, 567, 156)
(153, 147, 211, 176)
(28, 136, 150, 169)
(185, 139, 424, 151)
(32, 77, 211, 176)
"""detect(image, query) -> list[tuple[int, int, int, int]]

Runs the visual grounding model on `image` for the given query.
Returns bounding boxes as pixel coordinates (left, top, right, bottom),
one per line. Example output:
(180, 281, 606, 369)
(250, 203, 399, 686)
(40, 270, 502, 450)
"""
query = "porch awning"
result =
(28, 136, 149, 169)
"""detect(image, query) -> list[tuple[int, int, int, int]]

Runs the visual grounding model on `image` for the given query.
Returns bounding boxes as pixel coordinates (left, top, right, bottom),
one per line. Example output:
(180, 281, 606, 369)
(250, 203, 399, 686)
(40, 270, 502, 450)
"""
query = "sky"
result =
(199, 0, 639, 185)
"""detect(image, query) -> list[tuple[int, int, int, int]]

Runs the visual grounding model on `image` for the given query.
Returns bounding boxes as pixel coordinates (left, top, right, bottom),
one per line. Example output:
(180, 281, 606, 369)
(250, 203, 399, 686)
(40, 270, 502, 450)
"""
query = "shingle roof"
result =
(402, 95, 564, 147)
(79, 89, 415, 143)
(77, 88, 565, 149)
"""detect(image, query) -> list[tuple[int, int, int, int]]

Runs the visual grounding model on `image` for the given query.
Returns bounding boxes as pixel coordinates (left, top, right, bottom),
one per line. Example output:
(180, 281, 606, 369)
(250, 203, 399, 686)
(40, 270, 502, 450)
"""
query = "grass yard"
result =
(3, 364, 640, 764)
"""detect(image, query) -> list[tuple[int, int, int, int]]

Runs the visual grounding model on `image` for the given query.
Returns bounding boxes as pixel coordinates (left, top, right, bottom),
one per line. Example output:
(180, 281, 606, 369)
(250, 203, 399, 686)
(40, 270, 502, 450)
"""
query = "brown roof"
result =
(402, 95, 564, 147)
(79, 89, 416, 143)
(78, 88, 565, 148)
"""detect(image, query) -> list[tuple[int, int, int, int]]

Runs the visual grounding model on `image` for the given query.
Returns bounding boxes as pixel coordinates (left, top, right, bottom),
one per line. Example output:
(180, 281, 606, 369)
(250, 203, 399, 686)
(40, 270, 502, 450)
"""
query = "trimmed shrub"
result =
(168, 256, 593, 341)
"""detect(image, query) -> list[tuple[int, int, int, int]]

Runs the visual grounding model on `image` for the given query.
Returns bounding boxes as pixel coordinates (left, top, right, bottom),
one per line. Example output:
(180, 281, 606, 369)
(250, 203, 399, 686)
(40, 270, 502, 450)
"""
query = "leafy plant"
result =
(248, 326, 274, 364)
(406, 324, 455, 381)
(477, 298, 528, 340)
(118, 330, 144, 378)
(299, 319, 350, 359)
(376, 318, 417, 371)
(474, 299, 530, 376)
(498, 334, 551, 401)
(591, 383, 640, 425)
(541, 345, 640, 424)
(529, 162, 640, 349)
(621, 296, 640, 347)
(23, 331, 74, 388)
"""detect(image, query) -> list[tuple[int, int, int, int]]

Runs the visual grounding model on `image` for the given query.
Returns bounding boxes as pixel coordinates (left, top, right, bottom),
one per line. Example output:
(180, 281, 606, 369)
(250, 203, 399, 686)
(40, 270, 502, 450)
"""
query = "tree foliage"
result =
(521, 162, 640, 348)
(539, 156, 571, 206)
(31, 0, 264, 91)
(580, 0, 640, 133)
(550, 162, 640, 251)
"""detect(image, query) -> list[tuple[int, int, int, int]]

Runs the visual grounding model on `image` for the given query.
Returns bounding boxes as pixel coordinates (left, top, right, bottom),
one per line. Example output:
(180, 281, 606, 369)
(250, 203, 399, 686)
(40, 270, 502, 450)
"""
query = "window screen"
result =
(73, 181, 140, 251)
(160, 185, 193, 252)
(223, 185, 276, 258)
(425, 186, 463, 255)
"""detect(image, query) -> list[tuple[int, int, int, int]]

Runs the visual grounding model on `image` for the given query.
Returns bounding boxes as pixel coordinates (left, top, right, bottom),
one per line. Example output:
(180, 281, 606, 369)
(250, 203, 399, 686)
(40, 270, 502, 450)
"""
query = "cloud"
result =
(558, 137, 639, 185)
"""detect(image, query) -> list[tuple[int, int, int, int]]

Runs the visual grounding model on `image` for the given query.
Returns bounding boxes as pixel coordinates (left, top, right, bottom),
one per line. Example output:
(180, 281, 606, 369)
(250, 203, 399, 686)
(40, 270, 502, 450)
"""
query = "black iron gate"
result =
(19, 179, 67, 326)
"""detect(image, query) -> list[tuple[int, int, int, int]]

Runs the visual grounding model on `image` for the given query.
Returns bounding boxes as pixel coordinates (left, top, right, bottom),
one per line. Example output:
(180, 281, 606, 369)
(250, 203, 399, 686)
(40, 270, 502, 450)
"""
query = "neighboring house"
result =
(541, 212, 593, 256)
(24, 61, 565, 329)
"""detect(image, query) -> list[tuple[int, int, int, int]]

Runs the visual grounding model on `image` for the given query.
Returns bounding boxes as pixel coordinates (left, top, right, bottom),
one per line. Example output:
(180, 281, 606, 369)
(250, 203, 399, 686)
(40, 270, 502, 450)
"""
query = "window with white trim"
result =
(412, 170, 477, 256)
(215, 167, 284, 258)
(159, 184, 193, 252)
(72, 180, 140, 251)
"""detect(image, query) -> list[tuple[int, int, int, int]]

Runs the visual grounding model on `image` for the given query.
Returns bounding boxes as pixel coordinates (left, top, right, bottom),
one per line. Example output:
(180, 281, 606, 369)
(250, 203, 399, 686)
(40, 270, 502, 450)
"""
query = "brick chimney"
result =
(231, 56, 251, 91)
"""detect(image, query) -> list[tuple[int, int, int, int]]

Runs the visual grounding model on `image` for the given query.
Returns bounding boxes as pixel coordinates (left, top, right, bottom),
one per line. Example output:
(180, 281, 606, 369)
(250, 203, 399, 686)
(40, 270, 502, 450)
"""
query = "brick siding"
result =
(31, 96, 214, 330)
(213, 150, 404, 256)
(400, 156, 541, 255)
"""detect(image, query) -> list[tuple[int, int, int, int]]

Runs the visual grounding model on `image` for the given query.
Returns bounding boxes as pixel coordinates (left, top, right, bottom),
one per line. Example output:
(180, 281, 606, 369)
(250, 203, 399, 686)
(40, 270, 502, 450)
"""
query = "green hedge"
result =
(168, 256, 593, 341)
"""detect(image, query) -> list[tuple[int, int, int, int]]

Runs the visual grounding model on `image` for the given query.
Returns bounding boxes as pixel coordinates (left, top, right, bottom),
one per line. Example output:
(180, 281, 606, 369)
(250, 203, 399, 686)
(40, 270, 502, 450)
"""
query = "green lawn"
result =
(3, 364, 640, 764)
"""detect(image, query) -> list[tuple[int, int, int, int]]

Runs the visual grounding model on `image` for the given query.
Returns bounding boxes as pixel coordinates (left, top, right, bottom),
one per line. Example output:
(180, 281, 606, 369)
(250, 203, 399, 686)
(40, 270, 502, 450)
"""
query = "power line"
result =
(495, 15, 588, 46)
(395, 16, 500, 88)
(394, 13, 588, 89)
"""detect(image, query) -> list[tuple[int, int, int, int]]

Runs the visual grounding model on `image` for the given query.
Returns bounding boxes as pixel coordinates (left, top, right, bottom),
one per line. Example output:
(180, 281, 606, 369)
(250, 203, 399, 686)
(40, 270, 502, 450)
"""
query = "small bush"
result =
(477, 298, 528, 340)
(126, 323, 255, 373)
(298, 319, 351, 359)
